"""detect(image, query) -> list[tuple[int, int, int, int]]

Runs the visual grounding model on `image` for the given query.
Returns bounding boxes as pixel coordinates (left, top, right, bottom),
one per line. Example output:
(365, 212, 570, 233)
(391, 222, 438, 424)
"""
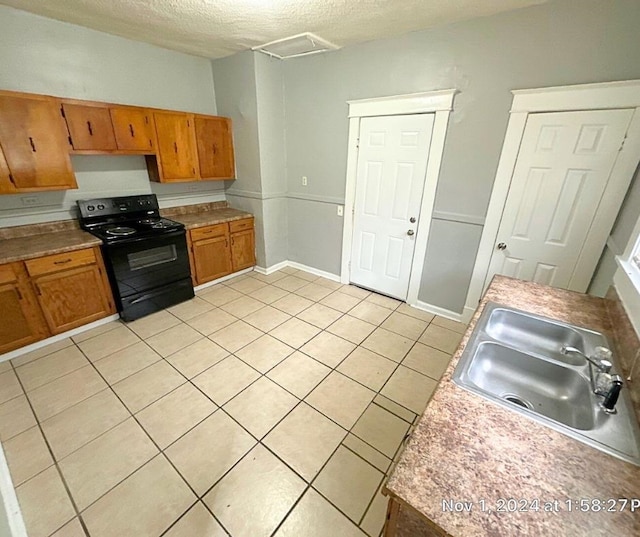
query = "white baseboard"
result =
(254, 261, 288, 275)
(0, 314, 120, 364)
(0, 443, 26, 537)
(193, 267, 254, 292)
(255, 260, 340, 282)
(412, 300, 475, 324)
(286, 261, 341, 282)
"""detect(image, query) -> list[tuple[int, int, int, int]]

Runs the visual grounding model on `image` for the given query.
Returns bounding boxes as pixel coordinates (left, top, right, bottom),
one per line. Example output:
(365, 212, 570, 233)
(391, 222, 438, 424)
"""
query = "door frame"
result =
(465, 80, 640, 313)
(340, 90, 457, 305)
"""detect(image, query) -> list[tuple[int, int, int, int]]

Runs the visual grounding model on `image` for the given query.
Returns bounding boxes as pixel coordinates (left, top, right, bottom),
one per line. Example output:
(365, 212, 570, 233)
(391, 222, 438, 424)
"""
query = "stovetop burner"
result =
(138, 218, 177, 229)
(105, 226, 137, 237)
(78, 195, 185, 243)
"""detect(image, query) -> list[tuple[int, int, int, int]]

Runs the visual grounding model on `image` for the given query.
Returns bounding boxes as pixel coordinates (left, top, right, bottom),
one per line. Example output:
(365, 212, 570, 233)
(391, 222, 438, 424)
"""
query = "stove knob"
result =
(97, 204, 105, 210)
(87, 205, 95, 211)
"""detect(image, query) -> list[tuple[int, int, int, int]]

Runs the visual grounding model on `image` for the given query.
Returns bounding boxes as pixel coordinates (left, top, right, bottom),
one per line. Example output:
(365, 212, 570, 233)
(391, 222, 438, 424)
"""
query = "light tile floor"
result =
(0, 268, 466, 537)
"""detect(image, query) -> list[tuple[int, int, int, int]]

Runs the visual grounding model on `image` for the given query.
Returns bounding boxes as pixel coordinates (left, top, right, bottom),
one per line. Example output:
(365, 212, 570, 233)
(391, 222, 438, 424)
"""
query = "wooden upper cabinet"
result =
(62, 103, 117, 151)
(111, 107, 156, 152)
(0, 93, 77, 191)
(152, 111, 198, 182)
(0, 145, 16, 194)
(195, 116, 235, 179)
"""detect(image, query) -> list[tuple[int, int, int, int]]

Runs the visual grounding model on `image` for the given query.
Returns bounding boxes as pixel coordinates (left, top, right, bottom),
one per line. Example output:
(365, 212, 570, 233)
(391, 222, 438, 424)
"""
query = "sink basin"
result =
(453, 302, 640, 466)
(484, 308, 588, 366)
(465, 342, 594, 430)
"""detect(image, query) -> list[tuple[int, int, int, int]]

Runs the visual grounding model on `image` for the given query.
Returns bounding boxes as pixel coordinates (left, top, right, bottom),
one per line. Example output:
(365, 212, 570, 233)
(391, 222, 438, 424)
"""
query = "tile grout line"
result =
(70, 341, 235, 536)
(5, 269, 462, 537)
(10, 340, 95, 537)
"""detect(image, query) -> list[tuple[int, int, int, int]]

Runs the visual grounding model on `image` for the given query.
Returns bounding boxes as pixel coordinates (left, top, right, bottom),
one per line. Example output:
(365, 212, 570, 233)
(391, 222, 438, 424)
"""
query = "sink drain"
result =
(502, 394, 533, 410)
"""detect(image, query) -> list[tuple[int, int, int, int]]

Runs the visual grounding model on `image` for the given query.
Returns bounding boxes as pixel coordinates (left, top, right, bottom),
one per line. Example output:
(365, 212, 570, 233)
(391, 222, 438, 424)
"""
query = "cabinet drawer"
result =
(0, 264, 17, 285)
(190, 223, 229, 242)
(26, 248, 97, 277)
(229, 218, 254, 234)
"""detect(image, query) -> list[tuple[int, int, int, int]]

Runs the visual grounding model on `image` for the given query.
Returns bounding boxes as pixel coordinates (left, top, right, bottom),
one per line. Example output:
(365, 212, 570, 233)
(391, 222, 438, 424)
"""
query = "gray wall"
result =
(0, 5, 222, 227)
(212, 51, 289, 268)
(282, 0, 640, 312)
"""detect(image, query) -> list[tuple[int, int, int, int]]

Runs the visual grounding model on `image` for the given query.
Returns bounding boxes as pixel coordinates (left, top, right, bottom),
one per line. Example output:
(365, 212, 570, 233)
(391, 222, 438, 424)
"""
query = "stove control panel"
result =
(78, 194, 160, 220)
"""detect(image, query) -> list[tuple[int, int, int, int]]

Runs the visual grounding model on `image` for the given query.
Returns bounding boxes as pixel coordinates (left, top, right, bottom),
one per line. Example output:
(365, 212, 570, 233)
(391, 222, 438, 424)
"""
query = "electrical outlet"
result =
(302, 176, 308, 186)
(21, 196, 39, 206)
(337, 205, 344, 217)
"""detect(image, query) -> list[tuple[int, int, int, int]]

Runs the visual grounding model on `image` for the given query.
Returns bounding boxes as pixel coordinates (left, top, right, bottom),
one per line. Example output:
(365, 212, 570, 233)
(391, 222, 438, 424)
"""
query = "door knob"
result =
(409, 217, 416, 223)
(497, 242, 507, 250)
(407, 230, 415, 236)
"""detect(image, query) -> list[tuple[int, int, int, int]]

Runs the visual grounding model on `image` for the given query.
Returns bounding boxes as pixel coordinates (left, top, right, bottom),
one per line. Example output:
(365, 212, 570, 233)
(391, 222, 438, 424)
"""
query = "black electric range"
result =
(77, 194, 194, 321)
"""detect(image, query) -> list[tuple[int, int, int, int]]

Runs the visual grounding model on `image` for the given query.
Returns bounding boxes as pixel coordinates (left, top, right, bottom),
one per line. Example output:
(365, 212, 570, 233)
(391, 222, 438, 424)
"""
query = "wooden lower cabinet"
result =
(192, 235, 232, 284)
(32, 263, 114, 335)
(0, 263, 48, 354)
(27, 247, 115, 335)
(231, 229, 256, 271)
(189, 218, 255, 286)
(1, 247, 116, 354)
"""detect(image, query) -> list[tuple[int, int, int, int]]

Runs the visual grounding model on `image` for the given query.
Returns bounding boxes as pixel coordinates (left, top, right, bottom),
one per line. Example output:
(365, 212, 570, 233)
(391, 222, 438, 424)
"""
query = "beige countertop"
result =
(163, 207, 253, 230)
(385, 276, 640, 537)
(0, 228, 101, 264)
(0, 204, 254, 264)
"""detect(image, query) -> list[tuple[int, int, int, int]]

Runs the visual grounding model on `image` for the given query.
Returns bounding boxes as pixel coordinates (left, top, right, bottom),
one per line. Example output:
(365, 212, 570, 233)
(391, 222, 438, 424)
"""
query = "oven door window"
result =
(127, 244, 178, 271)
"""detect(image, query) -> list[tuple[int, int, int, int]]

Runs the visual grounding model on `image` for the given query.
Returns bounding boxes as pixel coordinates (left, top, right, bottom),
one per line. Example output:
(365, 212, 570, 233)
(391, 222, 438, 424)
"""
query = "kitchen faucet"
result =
(560, 345, 623, 414)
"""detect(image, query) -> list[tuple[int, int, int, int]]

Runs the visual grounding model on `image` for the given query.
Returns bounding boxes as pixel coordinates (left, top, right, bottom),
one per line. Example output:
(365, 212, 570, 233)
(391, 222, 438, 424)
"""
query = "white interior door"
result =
(486, 109, 634, 290)
(350, 114, 434, 299)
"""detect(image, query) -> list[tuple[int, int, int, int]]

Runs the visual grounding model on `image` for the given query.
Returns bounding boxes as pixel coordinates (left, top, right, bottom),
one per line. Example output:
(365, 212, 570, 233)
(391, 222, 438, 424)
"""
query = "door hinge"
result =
(619, 135, 628, 151)
(356, 137, 360, 149)
(60, 106, 66, 118)
(15, 288, 23, 301)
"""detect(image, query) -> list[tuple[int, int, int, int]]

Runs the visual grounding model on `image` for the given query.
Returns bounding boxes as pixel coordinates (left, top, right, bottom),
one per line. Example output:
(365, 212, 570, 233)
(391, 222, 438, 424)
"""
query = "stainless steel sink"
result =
(453, 302, 640, 466)
(484, 308, 588, 366)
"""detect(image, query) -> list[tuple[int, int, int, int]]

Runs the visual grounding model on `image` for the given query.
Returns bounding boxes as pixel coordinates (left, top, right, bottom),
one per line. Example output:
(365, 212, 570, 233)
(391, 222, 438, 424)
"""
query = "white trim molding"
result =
(286, 261, 340, 282)
(0, 442, 27, 537)
(414, 300, 475, 324)
(347, 90, 457, 118)
(465, 79, 640, 314)
(340, 90, 457, 309)
(193, 267, 254, 291)
(0, 314, 119, 364)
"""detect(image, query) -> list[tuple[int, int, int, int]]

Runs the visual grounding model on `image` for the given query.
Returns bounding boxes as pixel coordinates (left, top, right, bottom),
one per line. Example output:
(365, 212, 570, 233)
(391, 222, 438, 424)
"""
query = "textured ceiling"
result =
(0, 0, 548, 59)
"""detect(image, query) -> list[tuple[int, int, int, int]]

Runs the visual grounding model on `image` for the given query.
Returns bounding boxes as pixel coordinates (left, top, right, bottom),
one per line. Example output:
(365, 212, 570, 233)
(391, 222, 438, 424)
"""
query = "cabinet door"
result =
(195, 116, 235, 179)
(0, 95, 76, 191)
(62, 103, 117, 151)
(33, 264, 113, 334)
(231, 229, 256, 272)
(111, 107, 156, 152)
(153, 112, 198, 181)
(0, 144, 16, 194)
(0, 264, 48, 354)
(192, 236, 232, 284)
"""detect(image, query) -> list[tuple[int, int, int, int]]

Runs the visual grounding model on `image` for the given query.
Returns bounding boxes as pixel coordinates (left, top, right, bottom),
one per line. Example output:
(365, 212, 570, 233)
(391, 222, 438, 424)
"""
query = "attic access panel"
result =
(253, 32, 339, 59)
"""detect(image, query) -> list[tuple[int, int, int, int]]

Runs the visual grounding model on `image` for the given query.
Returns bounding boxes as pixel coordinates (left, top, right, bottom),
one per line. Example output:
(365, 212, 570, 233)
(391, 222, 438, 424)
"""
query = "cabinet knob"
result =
(87, 121, 93, 136)
(129, 124, 135, 137)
